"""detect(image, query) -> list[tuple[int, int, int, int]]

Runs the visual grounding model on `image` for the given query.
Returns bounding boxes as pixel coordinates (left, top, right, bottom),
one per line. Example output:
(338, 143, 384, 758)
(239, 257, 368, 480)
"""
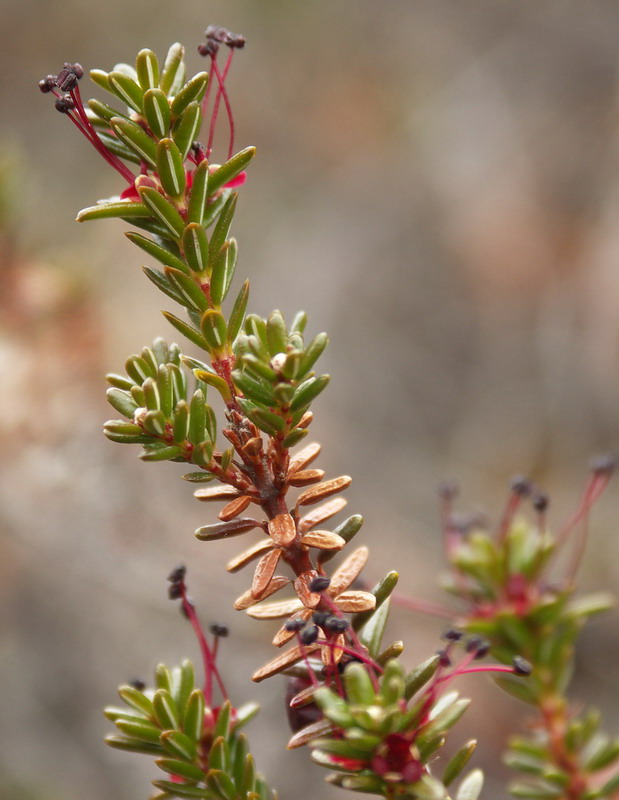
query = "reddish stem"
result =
(180, 589, 227, 704)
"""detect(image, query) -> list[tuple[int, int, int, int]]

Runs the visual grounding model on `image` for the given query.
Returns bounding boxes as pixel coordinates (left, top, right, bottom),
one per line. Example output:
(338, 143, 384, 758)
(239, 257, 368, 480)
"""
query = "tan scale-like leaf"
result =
(272, 608, 313, 646)
(252, 548, 283, 598)
(288, 469, 325, 487)
(299, 497, 347, 533)
(226, 538, 273, 573)
(195, 517, 262, 541)
(300, 530, 345, 551)
(294, 570, 321, 609)
(268, 513, 297, 547)
(242, 436, 262, 457)
(246, 597, 304, 620)
(297, 476, 352, 507)
(321, 633, 346, 665)
(333, 590, 376, 613)
(289, 442, 321, 474)
(219, 495, 252, 521)
(287, 717, 336, 749)
(289, 682, 318, 708)
(297, 411, 313, 429)
(253, 641, 320, 683)
(329, 545, 369, 595)
(233, 575, 290, 610)
(194, 485, 240, 502)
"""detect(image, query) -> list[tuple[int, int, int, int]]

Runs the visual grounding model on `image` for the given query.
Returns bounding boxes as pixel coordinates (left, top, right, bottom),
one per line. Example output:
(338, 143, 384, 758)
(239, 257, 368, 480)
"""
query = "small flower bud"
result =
(57, 69, 78, 92)
(284, 618, 307, 632)
(225, 32, 246, 49)
(312, 611, 330, 627)
(442, 628, 463, 642)
(532, 492, 549, 511)
(168, 565, 186, 583)
(205, 25, 228, 42)
(300, 625, 319, 645)
(168, 582, 183, 600)
(511, 475, 533, 496)
(590, 454, 617, 475)
(198, 41, 218, 57)
(466, 636, 490, 659)
(54, 96, 73, 113)
(438, 480, 459, 501)
(129, 678, 146, 691)
(39, 75, 57, 93)
(191, 141, 206, 161)
(512, 656, 532, 676)
(436, 649, 451, 668)
(323, 616, 349, 633)
(209, 622, 229, 637)
(309, 576, 330, 592)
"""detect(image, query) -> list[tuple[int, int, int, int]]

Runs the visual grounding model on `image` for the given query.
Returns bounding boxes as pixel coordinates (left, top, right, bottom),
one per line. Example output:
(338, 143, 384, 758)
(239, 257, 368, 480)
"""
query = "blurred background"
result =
(2, 1, 619, 798)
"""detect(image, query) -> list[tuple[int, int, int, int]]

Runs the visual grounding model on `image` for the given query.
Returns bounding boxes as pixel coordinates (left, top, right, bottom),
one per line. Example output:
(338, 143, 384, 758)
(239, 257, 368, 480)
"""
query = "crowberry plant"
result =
(41, 24, 618, 800)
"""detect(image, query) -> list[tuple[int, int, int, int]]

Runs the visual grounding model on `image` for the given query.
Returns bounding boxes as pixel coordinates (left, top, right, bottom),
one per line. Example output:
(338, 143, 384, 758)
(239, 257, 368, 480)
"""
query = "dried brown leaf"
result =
(252, 548, 282, 598)
(299, 497, 347, 533)
(246, 597, 304, 620)
(194, 485, 240, 502)
(300, 530, 345, 551)
(272, 625, 297, 647)
(294, 571, 321, 609)
(289, 442, 321, 474)
(233, 575, 290, 610)
(242, 436, 263, 457)
(333, 590, 376, 613)
(219, 495, 252, 521)
(288, 469, 325, 487)
(226, 538, 273, 573)
(272, 608, 312, 646)
(329, 546, 369, 595)
(252, 642, 320, 683)
(287, 717, 336, 749)
(297, 411, 313, 429)
(268, 513, 297, 547)
(195, 517, 262, 541)
(297, 476, 352, 507)
(289, 682, 318, 708)
(321, 633, 345, 665)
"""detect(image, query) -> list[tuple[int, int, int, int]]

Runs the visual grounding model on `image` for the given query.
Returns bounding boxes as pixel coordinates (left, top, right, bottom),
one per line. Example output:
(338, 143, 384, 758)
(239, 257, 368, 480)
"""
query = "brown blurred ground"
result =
(2, 1, 619, 798)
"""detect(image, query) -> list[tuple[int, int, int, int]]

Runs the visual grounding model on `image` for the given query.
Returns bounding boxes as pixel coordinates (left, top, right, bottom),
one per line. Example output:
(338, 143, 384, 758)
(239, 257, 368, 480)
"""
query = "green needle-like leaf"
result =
(110, 117, 157, 166)
(172, 101, 201, 161)
(182, 223, 209, 275)
(77, 200, 151, 222)
(136, 48, 159, 91)
(208, 147, 256, 196)
(138, 185, 185, 238)
(143, 88, 171, 139)
(108, 70, 144, 113)
(171, 71, 208, 118)
(157, 138, 186, 197)
(187, 160, 209, 224)
(159, 42, 185, 96)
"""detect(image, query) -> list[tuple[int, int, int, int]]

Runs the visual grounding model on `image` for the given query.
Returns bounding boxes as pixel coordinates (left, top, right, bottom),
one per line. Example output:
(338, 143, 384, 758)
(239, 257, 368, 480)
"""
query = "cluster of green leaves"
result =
(79, 41, 255, 362)
(231, 310, 329, 444)
(104, 337, 219, 465)
(442, 517, 619, 798)
(443, 519, 613, 700)
(506, 712, 619, 800)
(310, 658, 482, 800)
(82, 42, 333, 467)
(280, 575, 483, 800)
(105, 660, 275, 800)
